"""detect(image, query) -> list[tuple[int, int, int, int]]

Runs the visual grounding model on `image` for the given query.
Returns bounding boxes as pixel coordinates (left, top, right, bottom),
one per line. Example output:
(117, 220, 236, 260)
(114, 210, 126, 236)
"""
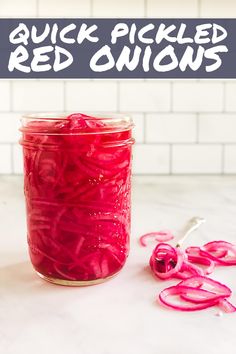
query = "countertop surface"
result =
(1, 175, 236, 354)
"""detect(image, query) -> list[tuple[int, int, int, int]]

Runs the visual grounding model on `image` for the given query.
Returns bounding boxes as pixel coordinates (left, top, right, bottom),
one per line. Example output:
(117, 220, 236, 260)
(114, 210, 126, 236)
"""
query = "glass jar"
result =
(20, 113, 134, 286)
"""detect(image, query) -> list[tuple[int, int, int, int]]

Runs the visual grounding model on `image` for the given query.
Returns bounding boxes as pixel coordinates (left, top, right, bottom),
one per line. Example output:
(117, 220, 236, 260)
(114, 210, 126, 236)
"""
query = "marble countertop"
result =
(1, 175, 236, 354)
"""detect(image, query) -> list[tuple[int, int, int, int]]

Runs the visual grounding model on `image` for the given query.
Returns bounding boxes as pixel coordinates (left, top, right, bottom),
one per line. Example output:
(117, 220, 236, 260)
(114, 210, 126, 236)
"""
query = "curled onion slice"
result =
(186, 247, 215, 275)
(149, 243, 205, 280)
(139, 230, 174, 247)
(200, 241, 236, 266)
(179, 276, 232, 298)
(219, 299, 236, 313)
(159, 276, 234, 312)
(149, 243, 185, 279)
(159, 285, 221, 311)
(175, 261, 204, 279)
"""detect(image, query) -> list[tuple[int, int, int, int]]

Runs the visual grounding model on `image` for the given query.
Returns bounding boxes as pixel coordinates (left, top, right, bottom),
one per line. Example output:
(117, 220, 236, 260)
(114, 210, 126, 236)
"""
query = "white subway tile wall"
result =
(0, 145, 11, 174)
(199, 114, 236, 143)
(93, 0, 145, 17)
(12, 144, 23, 174)
(120, 82, 171, 112)
(0, 0, 37, 17)
(146, 114, 197, 143)
(173, 82, 224, 112)
(12, 81, 64, 112)
(200, 0, 236, 17)
(38, 0, 91, 17)
(133, 144, 170, 174)
(65, 81, 117, 112)
(172, 145, 222, 174)
(0, 0, 235, 175)
(0, 82, 11, 111)
(224, 145, 236, 174)
(225, 83, 236, 112)
(147, 0, 199, 17)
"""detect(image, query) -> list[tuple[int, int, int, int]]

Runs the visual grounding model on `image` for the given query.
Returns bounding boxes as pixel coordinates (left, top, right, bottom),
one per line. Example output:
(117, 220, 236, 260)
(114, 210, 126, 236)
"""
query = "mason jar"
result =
(20, 113, 134, 286)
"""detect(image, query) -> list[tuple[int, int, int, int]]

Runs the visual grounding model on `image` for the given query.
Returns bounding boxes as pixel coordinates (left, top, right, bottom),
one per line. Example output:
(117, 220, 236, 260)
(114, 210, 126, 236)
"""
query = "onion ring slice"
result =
(200, 241, 236, 266)
(159, 285, 220, 311)
(139, 230, 174, 247)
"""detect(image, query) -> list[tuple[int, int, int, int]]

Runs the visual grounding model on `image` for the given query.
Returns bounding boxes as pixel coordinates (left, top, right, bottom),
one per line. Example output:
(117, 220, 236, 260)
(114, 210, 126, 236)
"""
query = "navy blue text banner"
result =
(0, 18, 235, 78)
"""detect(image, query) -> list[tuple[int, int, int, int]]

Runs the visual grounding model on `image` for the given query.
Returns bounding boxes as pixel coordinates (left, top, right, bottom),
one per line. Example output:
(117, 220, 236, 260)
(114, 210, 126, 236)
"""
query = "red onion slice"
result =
(219, 299, 236, 313)
(159, 285, 221, 311)
(175, 261, 204, 279)
(200, 241, 236, 266)
(159, 276, 234, 312)
(149, 243, 185, 279)
(139, 230, 174, 247)
(179, 276, 231, 294)
(186, 247, 215, 275)
(149, 243, 206, 280)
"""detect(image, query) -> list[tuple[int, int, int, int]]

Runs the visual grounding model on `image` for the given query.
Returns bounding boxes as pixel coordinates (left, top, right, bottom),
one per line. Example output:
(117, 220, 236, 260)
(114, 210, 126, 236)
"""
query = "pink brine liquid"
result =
(20, 113, 134, 285)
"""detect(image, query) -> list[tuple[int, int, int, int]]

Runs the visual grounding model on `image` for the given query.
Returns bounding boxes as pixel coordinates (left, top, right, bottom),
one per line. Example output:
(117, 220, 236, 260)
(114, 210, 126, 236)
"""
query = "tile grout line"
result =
(143, 112, 147, 143)
(90, 0, 94, 17)
(10, 143, 14, 174)
(9, 81, 13, 112)
(221, 144, 225, 174)
(144, 0, 148, 17)
(116, 81, 120, 112)
(170, 81, 173, 112)
(169, 144, 173, 175)
(197, 0, 201, 17)
(36, 0, 39, 17)
(222, 82, 226, 112)
(196, 113, 199, 144)
(63, 81, 66, 111)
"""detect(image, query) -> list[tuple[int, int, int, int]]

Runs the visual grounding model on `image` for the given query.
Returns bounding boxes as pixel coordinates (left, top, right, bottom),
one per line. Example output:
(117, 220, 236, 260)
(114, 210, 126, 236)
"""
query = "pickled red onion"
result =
(139, 230, 174, 247)
(179, 276, 232, 297)
(149, 243, 205, 280)
(21, 113, 133, 282)
(149, 243, 184, 279)
(186, 247, 215, 275)
(219, 299, 236, 313)
(140, 226, 236, 313)
(200, 241, 236, 266)
(159, 285, 221, 311)
(174, 261, 204, 279)
(159, 276, 235, 312)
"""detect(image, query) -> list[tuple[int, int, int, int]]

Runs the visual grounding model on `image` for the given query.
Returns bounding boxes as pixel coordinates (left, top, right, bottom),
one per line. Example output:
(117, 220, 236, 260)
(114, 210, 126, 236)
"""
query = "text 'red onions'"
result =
(20, 113, 134, 284)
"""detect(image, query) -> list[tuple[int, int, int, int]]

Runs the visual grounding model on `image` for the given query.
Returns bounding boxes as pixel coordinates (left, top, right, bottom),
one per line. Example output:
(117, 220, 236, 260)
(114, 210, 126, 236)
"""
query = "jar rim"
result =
(22, 112, 132, 122)
(21, 112, 134, 136)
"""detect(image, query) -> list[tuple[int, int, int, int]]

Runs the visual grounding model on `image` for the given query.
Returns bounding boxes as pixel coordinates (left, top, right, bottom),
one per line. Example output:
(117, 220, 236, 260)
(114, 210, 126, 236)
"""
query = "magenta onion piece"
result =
(186, 247, 215, 275)
(140, 227, 236, 313)
(200, 241, 236, 266)
(21, 113, 133, 281)
(149, 243, 204, 280)
(159, 285, 221, 311)
(219, 299, 236, 313)
(159, 276, 234, 312)
(175, 261, 204, 279)
(179, 276, 232, 297)
(139, 230, 174, 247)
(149, 243, 185, 280)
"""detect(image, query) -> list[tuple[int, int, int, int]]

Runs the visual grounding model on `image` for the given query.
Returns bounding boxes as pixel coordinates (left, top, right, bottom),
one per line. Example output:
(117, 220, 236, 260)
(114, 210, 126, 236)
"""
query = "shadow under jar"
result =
(20, 113, 134, 286)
